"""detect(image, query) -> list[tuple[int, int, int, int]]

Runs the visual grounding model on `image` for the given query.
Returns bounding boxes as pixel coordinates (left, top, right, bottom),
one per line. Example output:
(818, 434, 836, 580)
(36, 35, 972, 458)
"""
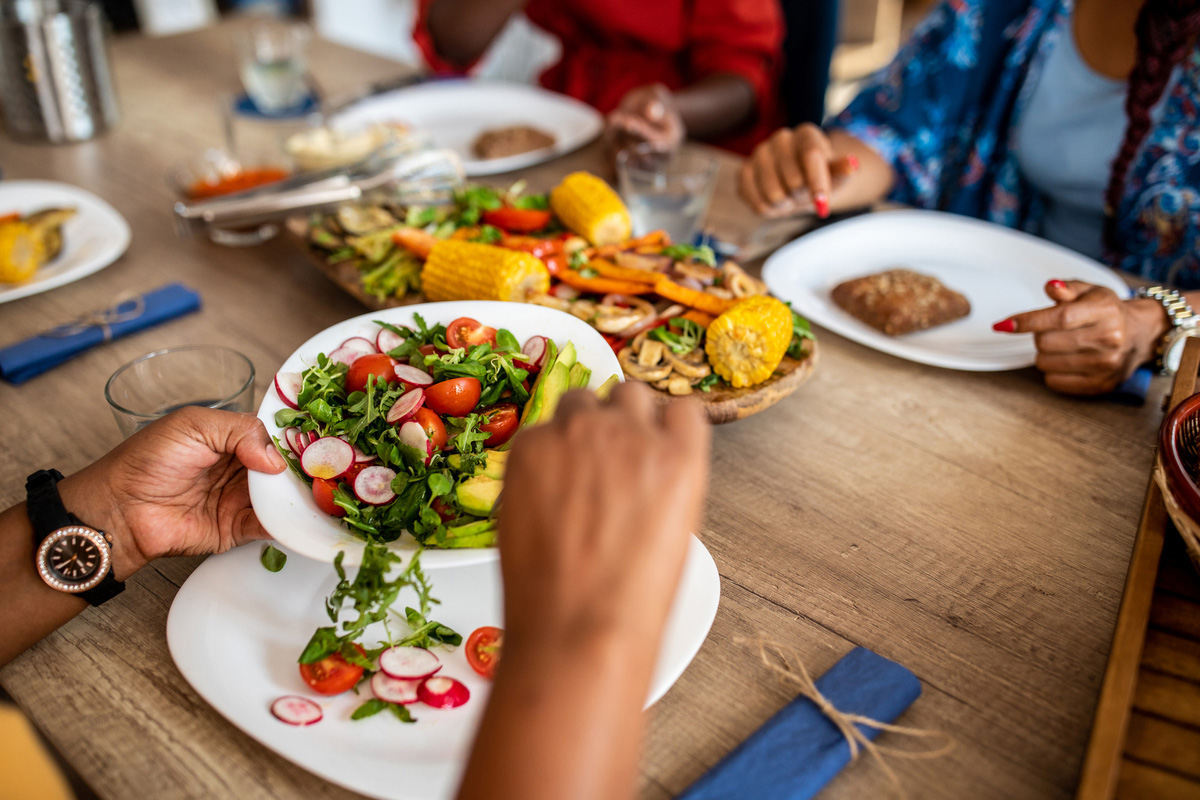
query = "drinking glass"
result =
(235, 23, 311, 114)
(616, 145, 718, 244)
(105, 346, 256, 438)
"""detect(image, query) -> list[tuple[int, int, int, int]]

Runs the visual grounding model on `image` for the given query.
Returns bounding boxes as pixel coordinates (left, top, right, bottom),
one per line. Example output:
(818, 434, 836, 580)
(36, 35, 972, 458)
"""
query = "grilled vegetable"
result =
(704, 296, 793, 388)
(0, 221, 44, 283)
(25, 207, 76, 260)
(550, 172, 631, 246)
(421, 240, 550, 303)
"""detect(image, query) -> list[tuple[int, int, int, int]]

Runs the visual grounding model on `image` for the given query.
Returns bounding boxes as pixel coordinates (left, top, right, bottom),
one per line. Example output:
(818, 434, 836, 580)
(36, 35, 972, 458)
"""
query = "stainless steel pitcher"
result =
(0, 0, 119, 143)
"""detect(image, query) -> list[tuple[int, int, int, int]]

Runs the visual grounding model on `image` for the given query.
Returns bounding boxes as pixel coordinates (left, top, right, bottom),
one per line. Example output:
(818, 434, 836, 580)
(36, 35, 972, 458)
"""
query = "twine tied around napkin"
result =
(737, 637, 955, 799)
(40, 292, 147, 343)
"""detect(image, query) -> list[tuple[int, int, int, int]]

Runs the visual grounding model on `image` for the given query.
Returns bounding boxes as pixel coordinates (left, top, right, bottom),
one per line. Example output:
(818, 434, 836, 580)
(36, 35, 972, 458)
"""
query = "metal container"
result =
(0, 0, 119, 143)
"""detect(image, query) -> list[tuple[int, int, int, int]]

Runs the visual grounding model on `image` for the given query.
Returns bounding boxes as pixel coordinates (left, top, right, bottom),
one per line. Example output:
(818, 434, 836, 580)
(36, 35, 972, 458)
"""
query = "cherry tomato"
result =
(481, 207, 552, 233)
(341, 461, 368, 484)
(446, 317, 498, 350)
(312, 478, 345, 517)
(299, 643, 366, 695)
(346, 353, 398, 395)
(479, 403, 519, 447)
(499, 234, 562, 259)
(425, 377, 481, 416)
(466, 626, 503, 679)
(543, 253, 567, 276)
(414, 407, 447, 451)
(431, 496, 458, 523)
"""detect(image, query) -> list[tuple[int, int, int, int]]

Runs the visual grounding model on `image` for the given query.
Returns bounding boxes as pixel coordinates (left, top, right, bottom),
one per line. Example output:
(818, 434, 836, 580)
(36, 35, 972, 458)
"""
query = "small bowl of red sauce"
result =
(169, 149, 291, 245)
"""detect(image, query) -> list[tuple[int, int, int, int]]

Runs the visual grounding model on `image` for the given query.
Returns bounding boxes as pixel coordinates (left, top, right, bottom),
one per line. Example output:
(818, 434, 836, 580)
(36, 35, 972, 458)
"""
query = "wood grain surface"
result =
(0, 20, 1171, 800)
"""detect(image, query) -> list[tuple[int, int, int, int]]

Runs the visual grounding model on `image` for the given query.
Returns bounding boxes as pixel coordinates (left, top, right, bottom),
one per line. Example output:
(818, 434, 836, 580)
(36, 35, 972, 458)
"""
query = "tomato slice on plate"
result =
(414, 407, 448, 451)
(425, 377, 482, 416)
(446, 317, 498, 350)
(312, 478, 345, 517)
(346, 353, 398, 395)
(479, 403, 519, 447)
(299, 643, 366, 695)
(466, 626, 503, 679)
(499, 234, 561, 259)
(481, 207, 552, 233)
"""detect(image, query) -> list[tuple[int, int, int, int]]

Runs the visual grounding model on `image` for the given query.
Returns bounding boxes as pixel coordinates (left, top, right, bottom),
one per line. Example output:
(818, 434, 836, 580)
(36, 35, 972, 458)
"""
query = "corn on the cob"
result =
(704, 296, 792, 388)
(0, 221, 44, 284)
(421, 240, 550, 303)
(550, 172, 631, 246)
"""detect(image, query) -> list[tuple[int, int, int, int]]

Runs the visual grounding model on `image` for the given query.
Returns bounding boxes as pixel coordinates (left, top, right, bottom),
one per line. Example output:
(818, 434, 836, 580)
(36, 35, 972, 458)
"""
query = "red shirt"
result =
(413, 0, 783, 154)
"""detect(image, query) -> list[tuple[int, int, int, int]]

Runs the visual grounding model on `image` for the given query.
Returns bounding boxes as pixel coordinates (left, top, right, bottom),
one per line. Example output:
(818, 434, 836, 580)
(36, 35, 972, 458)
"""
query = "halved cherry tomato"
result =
(299, 643, 366, 695)
(414, 407, 448, 451)
(346, 353, 398, 395)
(446, 317, 497, 350)
(482, 207, 552, 233)
(500, 234, 562, 259)
(341, 461, 368, 484)
(543, 253, 567, 276)
(312, 478, 345, 517)
(425, 377, 481, 416)
(479, 403, 519, 447)
(466, 626, 503, 679)
(431, 496, 458, 523)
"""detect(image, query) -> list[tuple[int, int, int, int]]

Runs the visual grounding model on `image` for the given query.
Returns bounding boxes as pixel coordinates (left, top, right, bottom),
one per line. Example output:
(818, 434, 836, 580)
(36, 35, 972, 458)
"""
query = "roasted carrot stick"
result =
(556, 269, 656, 295)
(586, 258, 659, 285)
(653, 277, 736, 315)
(680, 309, 715, 327)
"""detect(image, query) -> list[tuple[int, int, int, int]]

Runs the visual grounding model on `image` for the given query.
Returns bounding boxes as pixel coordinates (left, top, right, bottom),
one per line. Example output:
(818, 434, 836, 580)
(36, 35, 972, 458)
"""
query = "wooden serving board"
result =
(289, 226, 820, 424)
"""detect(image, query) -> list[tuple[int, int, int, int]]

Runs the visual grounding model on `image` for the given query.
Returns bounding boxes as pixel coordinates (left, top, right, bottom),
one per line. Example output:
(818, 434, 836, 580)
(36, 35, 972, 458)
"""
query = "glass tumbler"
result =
(105, 346, 256, 437)
(235, 22, 311, 114)
(616, 145, 718, 244)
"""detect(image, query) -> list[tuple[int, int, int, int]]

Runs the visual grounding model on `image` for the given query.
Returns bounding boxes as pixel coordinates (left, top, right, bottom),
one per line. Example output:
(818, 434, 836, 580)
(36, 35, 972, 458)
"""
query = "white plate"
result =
(249, 301, 623, 569)
(0, 180, 131, 304)
(762, 210, 1132, 371)
(332, 80, 604, 177)
(168, 536, 720, 800)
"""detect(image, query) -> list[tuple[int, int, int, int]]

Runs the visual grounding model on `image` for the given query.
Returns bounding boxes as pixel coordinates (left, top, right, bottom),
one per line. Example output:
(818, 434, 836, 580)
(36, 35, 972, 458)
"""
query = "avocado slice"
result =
(568, 362, 591, 389)
(440, 519, 497, 548)
(447, 449, 508, 479)
(595, 374, 620, 400)
(456, 475, 502, 516)
(540, 361, 572, 421)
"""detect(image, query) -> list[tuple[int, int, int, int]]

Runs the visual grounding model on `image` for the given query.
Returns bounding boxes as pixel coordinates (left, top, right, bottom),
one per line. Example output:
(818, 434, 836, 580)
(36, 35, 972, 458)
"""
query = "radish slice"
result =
(376, 329, 405, 354)
(521, 336, 548, 369)
(300, 437, 354, 480)
(337, 435, 376, 463)
(340, 336, 378, 356)
(328, 346, 364, 367)
(378, 646, 441, 680)
(353, 466, 397, 505)
(271, 695, 323, 726)
(385, 389, 425, 424)
(300, 430, 316, 450)
(284, 427, 304, 455)
(371, 671, 421, 705)
(398, 420, 433, 463)
(393, 364, 433, 387)
(275, 372, 303, 409)
(417, 676, 470, 709)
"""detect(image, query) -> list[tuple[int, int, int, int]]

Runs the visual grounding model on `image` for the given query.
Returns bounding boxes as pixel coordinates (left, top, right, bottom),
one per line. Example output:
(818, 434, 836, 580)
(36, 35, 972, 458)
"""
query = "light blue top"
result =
(1015, 12, 1175, 261)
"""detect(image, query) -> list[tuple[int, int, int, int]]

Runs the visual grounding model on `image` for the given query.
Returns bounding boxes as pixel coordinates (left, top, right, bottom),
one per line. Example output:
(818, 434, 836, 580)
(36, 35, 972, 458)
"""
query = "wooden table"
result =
(0, 21, 1173, 800)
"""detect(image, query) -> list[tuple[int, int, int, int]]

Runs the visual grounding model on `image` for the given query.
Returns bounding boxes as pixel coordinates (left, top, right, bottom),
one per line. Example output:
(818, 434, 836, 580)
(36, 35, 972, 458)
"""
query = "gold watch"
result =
(1138, 286, 1200, 375)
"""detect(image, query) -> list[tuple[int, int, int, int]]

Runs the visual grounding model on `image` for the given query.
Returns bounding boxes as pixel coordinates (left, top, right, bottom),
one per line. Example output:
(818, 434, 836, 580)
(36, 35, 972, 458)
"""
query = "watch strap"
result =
(1137, 286, 1196, 372)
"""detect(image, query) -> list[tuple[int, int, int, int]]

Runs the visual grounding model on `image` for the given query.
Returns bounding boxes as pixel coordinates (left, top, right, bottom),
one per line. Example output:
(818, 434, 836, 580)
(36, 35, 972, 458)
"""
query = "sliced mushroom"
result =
(663, 348, 711, 379)
(638, 339, 666, 367)
(707, 287, 734, 300)
(653, 378, 673, 391)
(615, 251, 671, 273)
(593, 304, 648, 333)
(723, 261, 768, 298)
(527, 293, 572, 312)
(569, 299, 598, 322)
(666, 375, 694, 396)
(673, 259, 721, 285)
(619, 346, 672, 382)
(336, 204, 396, 235)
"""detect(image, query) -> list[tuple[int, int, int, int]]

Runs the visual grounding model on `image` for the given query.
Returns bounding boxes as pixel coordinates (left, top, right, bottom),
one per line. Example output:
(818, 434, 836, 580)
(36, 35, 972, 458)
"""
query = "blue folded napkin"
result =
(0, 283, 202, 384)
(1112, 365, 1152, 405)
(679, 647, 922, 800)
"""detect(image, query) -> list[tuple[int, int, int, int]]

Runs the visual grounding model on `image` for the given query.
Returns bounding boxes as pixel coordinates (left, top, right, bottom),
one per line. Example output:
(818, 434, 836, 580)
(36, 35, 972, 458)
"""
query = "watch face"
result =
(36, 526, 111, 593)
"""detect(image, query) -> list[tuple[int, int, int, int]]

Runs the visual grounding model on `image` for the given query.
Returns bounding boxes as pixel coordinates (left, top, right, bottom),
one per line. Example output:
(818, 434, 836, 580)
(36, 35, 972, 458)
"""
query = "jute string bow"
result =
(737, 637, 955, 799)
(41, 293, 146, 342)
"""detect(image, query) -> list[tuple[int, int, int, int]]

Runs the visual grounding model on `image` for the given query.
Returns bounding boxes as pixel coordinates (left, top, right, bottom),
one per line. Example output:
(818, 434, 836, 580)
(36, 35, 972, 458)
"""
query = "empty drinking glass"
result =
(616, 145, 718, 244)
(105, 346, 256, 437)
(235, 22, 311, 114)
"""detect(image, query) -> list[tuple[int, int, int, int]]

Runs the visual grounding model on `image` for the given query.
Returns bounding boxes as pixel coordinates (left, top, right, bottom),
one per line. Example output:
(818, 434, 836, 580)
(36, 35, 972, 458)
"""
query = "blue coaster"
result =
(233, 91, 319, 120)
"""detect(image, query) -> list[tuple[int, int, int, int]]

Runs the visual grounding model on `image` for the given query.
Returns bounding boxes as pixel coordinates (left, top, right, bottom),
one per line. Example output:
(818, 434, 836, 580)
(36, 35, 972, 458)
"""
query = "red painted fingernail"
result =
(846, 154, 859, 171)
(1049, 279, 1067, 290)
(814, 194, 830, 218)
(993, 319, 1016, 333)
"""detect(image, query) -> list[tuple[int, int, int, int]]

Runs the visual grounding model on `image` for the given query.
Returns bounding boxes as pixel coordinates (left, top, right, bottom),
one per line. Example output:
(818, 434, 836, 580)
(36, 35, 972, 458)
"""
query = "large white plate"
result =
(248, 301, 623, 569)
(332, 80, 604, 177)
(0, 180, 131, 304)
(168, 536, 720, 800)
(762, 210, 1132, 371)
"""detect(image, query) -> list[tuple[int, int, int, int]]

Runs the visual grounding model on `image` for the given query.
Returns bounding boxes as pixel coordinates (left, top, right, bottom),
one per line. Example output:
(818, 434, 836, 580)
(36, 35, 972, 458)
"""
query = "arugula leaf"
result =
(649, 318, 705, 355)
(299, 626, 342, 664)
(261, 544, 287, 573)
(695, 373, 723, 392)
(495, 328, 520, 354)
(785, 303, 817, 359)
(351, 698, 416, 722)
(274, 408, 308, 428)
(427, 471, 453, 498)
(472, 224, 503, 244)
(662, 244, 717, 267)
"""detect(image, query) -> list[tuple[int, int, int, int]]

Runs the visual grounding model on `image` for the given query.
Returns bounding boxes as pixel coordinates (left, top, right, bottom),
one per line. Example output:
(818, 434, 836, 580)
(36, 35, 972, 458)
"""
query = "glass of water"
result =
(616, 145, 718, 244)
(235, 22, 311, 114)
(105, 346, 256, 438)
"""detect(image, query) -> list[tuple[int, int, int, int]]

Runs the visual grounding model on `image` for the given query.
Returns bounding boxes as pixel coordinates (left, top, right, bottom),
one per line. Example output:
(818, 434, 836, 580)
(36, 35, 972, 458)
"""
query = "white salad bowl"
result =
(248, 300, 623, 568)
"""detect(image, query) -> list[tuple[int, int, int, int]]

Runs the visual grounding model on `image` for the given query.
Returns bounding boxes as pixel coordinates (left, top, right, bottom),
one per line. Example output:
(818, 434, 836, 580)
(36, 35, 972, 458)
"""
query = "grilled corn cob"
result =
(550, 172, 631, 246)
(704, 296, 792, 388)
(0, 221, 44, 284)
(421, 240, 550, 303)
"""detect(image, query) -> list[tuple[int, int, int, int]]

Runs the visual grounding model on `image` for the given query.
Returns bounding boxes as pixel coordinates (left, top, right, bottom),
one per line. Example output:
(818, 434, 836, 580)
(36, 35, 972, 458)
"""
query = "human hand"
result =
(739, 123, 858, 219)
(60, 406, 286, 579)
(497, 382, 710, 654)
(606, 84, 685, 154)
(994, 280, 1166, 395)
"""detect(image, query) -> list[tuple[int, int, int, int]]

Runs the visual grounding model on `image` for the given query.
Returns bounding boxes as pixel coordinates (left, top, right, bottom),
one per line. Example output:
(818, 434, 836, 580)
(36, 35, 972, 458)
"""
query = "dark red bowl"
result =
(1158, 393, 1200, 522)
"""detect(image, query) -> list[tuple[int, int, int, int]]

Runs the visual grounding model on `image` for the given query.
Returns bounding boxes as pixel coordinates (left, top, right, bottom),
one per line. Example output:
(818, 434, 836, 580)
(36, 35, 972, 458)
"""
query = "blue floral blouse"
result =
(829, 0, 1200, 287)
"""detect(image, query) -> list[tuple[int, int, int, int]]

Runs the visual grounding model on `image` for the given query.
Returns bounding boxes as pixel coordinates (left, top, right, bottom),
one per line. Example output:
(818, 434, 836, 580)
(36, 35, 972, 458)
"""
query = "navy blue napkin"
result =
(0, 283, 202, 384)
(679, 647, 922, 800)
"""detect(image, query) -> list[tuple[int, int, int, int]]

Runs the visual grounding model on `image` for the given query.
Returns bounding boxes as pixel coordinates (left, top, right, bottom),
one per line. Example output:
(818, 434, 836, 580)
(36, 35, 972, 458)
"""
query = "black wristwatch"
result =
(26, 469, 125, 606)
